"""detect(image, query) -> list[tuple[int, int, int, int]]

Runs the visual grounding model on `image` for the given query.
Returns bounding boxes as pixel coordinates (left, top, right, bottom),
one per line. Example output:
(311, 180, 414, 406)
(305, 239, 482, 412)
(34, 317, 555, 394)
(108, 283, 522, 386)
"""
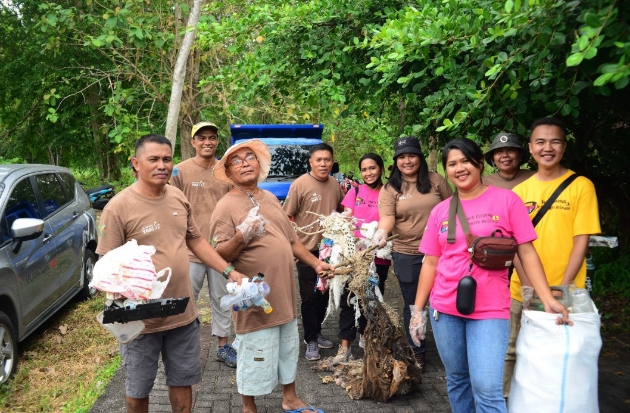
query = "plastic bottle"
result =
(569, 284, 594, 313)
(220, 276, 272, 313)
(585, 254, 595, 292)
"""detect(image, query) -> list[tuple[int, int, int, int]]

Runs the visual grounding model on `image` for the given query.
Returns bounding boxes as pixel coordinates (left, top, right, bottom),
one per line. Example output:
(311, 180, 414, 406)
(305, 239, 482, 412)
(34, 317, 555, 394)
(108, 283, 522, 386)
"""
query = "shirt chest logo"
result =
(142, 221, 161, 234)
(310, 192, 322, 203)
(191, 180, 205, 187)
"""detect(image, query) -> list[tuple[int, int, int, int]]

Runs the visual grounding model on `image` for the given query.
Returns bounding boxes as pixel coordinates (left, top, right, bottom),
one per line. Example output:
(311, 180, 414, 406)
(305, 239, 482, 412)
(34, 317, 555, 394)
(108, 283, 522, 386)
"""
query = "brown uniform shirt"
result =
(210, 191, 298, 334)
(282, 173, 344, 251)
(482, 169, 535, 190)
(170, 158, 232, 262)
(378, 172, 453, 255)
(96, 185, 201, 333)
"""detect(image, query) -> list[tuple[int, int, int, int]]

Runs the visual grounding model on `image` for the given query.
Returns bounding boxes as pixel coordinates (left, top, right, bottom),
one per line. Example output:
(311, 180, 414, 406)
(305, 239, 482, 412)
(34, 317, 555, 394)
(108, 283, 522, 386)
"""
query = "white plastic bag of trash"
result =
(89, 239, 172, 300)
(90, 240, 172, 343)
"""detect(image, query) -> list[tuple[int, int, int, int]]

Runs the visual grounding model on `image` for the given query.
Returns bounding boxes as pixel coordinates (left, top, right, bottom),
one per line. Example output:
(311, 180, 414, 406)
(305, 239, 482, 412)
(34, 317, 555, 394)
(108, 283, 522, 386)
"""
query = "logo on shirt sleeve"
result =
(355, 196, 364, 206)
(440, 220, 448, 233)
(525, 201, 537, 214)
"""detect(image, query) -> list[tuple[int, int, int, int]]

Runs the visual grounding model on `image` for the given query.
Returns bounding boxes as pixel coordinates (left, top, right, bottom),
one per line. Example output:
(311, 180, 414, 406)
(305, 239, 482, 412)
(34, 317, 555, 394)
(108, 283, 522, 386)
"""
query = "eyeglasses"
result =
(229, 154, 258, 167)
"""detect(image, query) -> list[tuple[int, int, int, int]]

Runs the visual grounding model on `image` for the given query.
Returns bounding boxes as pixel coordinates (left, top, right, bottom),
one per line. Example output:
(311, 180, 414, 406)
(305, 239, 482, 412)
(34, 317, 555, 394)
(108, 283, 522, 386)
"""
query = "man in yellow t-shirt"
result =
(503, 117, 601, 397)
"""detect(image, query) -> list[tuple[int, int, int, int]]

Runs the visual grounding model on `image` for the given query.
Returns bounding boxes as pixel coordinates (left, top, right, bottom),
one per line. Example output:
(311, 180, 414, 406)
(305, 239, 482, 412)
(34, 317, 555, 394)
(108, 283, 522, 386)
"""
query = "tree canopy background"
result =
(1, 0, 629, 248)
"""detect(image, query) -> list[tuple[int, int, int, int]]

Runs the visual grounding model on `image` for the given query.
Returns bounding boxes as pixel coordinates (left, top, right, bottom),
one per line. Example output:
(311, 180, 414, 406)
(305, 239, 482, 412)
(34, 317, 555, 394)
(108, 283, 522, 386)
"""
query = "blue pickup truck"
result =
(230, 124, 324, 202)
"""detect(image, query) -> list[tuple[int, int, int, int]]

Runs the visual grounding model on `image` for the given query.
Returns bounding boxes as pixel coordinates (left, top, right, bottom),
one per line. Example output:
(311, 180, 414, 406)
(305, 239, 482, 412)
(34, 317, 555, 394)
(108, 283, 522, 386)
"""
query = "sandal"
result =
(283, 406, 324, 413)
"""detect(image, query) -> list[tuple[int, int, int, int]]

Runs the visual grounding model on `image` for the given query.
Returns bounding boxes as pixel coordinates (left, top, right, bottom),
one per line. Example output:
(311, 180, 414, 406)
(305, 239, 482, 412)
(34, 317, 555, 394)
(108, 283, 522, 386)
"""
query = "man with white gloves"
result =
(209, 139, 333, 413)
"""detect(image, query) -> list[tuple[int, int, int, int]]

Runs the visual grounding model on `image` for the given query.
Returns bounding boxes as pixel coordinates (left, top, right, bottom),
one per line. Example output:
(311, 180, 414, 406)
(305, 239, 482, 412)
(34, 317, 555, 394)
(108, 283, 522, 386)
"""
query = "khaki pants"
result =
(503, 298, 523, 398)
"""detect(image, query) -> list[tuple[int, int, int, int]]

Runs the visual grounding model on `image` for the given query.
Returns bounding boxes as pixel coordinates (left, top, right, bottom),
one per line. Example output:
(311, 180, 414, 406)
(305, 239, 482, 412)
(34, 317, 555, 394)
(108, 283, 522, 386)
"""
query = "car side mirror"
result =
(10, 218, 45, 253)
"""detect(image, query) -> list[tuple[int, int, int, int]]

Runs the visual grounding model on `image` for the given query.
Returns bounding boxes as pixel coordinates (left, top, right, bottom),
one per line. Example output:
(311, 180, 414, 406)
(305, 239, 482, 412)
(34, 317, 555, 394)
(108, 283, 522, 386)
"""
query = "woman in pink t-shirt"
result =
(410, 138, 570, 413)
(333, 153, 391, 365)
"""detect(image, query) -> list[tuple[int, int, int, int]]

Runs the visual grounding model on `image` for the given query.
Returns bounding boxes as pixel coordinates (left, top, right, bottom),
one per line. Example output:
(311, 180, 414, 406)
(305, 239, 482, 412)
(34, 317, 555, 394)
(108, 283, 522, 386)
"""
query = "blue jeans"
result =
(429, 306, 509, 413)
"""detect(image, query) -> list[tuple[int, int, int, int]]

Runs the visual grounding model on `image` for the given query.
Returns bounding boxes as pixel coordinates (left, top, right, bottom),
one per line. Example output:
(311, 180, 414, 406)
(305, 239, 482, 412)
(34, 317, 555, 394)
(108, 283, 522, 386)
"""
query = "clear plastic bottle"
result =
(569, 284, 594, 313)
(220, 276, 272, 313)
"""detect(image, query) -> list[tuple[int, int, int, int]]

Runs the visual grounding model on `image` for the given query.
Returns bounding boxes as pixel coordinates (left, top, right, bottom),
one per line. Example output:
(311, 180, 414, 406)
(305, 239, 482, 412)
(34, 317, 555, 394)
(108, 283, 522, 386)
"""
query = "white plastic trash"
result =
(97, 311, 145, 344)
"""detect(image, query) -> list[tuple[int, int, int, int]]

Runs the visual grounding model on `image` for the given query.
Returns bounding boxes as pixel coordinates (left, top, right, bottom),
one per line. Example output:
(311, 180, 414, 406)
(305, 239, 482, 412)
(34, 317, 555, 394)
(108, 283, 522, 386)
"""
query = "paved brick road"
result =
(90, 268, 629, 412)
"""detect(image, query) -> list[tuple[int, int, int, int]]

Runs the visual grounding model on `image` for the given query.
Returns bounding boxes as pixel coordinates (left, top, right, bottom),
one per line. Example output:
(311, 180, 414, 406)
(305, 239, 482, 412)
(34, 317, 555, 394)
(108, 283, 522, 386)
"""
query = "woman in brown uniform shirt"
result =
(373, 136, 452, 370)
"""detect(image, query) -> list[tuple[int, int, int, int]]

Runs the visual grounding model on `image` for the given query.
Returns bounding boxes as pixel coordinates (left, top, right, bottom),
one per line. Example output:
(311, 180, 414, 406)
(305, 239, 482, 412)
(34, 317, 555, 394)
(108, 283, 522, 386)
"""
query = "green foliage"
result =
(198, 0, 629, 244)
(591, 247, 630, 298)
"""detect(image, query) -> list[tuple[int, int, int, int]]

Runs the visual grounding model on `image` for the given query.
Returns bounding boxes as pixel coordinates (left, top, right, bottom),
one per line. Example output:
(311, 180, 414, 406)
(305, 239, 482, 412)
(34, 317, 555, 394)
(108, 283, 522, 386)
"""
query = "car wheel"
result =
(77, 249, 97, 300)
(0, 311, 18, 385)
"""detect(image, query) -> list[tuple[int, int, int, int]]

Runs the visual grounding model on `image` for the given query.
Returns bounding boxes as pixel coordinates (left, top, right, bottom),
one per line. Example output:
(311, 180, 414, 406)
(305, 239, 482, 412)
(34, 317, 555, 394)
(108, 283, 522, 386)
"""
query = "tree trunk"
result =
(164, 0, 205, 152)
(427, 135, 439, 172)
(179, 48, 202, 161)
(88, 84, 105, 180)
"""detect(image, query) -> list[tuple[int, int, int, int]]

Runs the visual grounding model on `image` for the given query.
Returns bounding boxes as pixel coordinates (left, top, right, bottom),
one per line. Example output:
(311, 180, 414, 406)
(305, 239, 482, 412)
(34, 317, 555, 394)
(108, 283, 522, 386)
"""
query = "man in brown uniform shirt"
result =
(283, 143, 344, 361)
(97, 134, 245, 413)
(171, 121, 236, 367)
(210, 139, 332, 413)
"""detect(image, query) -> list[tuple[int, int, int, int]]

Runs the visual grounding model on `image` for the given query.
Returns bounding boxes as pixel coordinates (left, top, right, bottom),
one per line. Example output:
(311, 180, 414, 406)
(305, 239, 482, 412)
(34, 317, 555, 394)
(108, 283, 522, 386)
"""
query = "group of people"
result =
(96, 116, 600, 413)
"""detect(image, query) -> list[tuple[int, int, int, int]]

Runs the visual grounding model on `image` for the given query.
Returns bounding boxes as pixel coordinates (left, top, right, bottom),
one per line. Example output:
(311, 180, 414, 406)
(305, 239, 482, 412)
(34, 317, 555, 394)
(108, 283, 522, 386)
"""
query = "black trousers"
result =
(296, 251, 329, 342)
(393, 252, 427, 356)
(338, 263, 389, 341)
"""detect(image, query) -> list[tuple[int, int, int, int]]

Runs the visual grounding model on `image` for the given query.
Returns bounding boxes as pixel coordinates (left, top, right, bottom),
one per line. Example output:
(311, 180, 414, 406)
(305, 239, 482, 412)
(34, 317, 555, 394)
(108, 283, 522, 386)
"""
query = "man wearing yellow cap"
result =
(171, 121, 236, 367)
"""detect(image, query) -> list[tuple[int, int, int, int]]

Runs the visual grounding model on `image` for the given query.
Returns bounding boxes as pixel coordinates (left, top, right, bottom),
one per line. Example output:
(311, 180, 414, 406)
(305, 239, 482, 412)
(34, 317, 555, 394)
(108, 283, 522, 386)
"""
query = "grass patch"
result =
(0, 296, 120, 412)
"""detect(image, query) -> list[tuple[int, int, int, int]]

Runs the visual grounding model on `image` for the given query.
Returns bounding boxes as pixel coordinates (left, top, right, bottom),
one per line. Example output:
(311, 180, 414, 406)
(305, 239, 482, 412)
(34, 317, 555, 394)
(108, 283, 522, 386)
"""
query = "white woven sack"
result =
(508, 301, 601, 413)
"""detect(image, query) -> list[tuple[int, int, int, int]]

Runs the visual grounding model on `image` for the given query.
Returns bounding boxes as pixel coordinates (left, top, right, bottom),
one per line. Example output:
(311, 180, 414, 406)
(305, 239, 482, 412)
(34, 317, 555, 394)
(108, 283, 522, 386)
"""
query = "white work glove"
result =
(236, 206, 269, 244)
(371, 228, 388, 248)
(409, 305, 428, 346)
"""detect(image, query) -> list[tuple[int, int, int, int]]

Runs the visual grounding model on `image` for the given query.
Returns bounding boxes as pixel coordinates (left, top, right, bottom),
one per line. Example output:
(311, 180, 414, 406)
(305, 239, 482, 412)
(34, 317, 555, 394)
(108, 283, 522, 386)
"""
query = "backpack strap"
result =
(355, 185, 359, 196)
(447, 192, 470, 244)
(531, 174, 579, 228)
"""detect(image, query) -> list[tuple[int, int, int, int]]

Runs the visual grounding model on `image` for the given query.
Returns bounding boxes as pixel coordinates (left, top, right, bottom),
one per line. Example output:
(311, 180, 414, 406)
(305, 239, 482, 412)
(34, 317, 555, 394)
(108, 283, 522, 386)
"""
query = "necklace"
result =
(497, 170, 519, 181)
(309, 172, 328, 183)
(234, 185, 259, 206)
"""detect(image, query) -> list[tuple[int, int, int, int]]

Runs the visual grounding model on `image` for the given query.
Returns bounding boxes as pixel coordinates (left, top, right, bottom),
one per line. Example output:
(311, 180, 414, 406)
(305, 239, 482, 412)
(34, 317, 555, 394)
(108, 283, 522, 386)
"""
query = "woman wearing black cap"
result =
(372, 136, 452, 370)
(482, 132, 535, 190)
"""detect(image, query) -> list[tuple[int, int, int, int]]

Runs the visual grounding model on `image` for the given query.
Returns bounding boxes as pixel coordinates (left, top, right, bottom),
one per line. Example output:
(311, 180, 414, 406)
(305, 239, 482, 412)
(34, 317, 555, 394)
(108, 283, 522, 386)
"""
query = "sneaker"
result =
(332, 345, 352, 365)
(303, 333, 334, 349)
(316, 333, 334, 349)
(359, 334, 365, 349)
(305, 340, 321, 361)
(216, 344, 237, 368)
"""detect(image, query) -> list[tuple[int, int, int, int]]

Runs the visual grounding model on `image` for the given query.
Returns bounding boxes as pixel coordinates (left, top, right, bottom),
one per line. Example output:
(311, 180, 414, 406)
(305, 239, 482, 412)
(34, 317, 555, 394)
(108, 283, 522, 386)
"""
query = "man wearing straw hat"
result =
(209, 139, 332, 413)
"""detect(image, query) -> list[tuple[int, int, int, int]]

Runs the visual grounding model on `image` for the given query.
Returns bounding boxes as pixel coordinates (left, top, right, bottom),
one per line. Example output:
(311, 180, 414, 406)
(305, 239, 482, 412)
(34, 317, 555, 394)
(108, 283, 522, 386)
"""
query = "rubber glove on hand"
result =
(371, 228, 388, 248)
(236, 206, 269, 244)
(409, 305, 428, 346)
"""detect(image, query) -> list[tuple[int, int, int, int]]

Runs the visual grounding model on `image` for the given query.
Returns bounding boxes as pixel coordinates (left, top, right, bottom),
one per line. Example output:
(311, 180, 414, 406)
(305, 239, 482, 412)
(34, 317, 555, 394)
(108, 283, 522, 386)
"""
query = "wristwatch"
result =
(222, 265, 235, 279)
